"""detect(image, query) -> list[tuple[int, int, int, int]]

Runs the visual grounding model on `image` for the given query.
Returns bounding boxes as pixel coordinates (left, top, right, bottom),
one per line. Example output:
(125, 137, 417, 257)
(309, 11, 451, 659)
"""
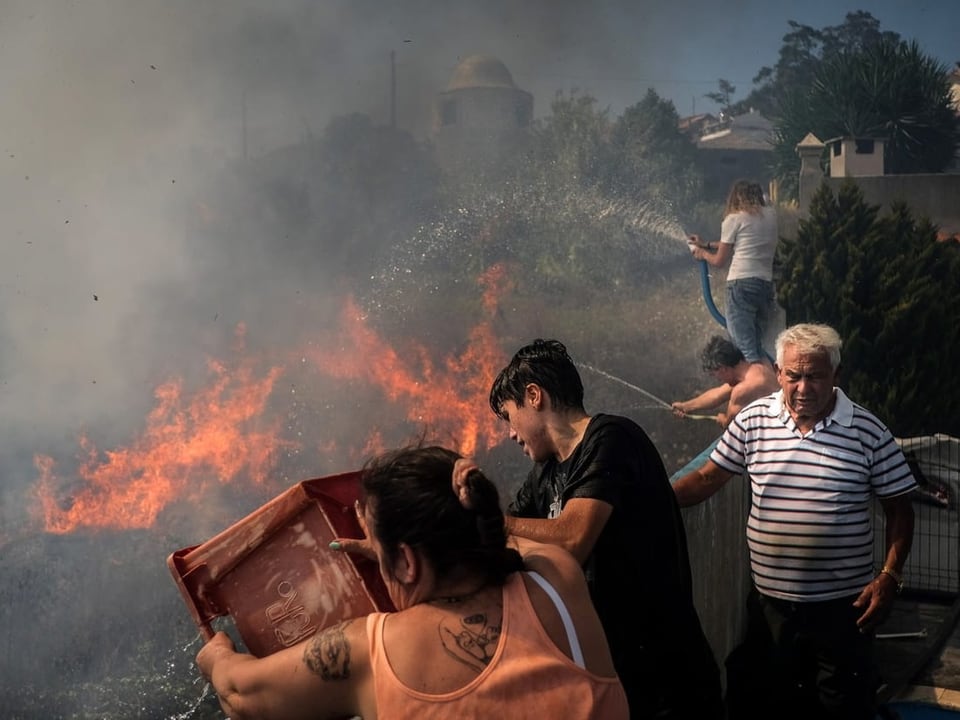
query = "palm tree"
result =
(772, 38, 960, 198)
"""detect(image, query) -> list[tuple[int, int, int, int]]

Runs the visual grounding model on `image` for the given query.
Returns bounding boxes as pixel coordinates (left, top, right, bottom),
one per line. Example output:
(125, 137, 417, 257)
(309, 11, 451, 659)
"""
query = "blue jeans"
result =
(725, 277, 774, 363)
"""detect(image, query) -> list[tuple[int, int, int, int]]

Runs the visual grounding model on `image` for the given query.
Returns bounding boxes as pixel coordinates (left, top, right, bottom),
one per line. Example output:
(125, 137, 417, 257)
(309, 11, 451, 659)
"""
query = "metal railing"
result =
(874, 434, 960, 597)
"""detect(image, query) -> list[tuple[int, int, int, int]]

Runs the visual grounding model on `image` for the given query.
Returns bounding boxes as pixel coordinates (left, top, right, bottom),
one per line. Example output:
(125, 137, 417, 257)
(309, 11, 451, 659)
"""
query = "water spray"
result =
(580, 364, 715, 422)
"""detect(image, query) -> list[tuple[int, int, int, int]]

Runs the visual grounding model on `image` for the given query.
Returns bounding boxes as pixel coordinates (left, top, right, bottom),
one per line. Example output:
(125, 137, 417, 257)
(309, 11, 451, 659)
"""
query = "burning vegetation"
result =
(3, 40, 734, 720)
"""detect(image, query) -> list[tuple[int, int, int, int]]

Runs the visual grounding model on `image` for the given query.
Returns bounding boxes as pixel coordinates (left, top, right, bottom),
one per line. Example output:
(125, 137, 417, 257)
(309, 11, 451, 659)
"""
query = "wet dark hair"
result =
(700, 335, 745, 372)
(488, 339, 585, 419)
(361, 445, 523, 585)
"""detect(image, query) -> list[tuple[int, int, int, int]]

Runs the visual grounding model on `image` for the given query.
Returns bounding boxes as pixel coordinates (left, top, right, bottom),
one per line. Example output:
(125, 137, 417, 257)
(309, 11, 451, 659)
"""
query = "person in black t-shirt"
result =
(481, 338, 723, 719)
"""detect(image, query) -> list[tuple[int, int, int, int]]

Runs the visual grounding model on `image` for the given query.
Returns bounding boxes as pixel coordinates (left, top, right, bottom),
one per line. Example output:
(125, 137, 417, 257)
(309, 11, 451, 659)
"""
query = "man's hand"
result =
(671, 401, 690, 418)
(453, 458, 480, 507)
(852, 573, 898, 632)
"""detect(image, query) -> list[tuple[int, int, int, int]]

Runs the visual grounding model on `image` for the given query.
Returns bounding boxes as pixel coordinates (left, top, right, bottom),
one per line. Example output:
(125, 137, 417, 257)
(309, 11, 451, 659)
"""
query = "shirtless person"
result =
(672, 335, 777, 428)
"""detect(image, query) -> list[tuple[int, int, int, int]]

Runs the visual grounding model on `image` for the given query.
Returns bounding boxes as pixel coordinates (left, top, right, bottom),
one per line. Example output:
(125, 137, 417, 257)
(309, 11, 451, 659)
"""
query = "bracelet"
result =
(880, 565, 904, 593)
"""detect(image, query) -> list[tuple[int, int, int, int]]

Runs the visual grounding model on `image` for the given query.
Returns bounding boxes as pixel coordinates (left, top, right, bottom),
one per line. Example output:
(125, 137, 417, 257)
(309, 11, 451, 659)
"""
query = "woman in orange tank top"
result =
(197, 445, 629, 720)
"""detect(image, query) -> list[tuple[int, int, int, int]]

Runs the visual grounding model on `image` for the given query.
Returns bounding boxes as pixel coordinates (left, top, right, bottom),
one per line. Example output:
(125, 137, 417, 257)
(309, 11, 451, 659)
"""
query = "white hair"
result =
(775, 323, 842, 369)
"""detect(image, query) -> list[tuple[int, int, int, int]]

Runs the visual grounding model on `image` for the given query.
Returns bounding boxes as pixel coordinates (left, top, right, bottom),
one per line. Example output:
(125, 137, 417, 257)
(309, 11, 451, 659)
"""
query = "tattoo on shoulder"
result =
(304, 621, 351, 681)
(438, 612, 502, 673)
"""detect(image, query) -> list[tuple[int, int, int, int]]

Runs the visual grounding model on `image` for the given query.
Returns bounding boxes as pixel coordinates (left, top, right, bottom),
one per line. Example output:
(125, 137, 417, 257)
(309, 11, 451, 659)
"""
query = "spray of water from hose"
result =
(580, 364, 716, 422)
(573, 233, 717, 423)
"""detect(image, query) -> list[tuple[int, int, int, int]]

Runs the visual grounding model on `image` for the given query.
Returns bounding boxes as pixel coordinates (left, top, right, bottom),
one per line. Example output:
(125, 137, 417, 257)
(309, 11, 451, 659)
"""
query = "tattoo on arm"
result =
(438, 612, 502, 673)
(304, 621, 351, 681)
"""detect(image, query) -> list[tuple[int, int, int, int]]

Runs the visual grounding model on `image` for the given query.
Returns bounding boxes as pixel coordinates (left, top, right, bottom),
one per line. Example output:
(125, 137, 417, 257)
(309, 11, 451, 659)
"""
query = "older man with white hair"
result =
(673, 322, 917, 720)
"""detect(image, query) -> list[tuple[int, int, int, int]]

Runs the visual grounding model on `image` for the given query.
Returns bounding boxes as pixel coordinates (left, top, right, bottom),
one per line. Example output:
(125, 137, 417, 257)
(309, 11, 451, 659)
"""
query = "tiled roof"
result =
(697, 111, 774, 151)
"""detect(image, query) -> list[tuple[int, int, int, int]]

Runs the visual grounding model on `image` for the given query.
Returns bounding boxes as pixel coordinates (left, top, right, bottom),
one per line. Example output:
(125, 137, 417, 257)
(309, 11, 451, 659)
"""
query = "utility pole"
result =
(390, 50, 397, 129)
(241, 89, 248, 160)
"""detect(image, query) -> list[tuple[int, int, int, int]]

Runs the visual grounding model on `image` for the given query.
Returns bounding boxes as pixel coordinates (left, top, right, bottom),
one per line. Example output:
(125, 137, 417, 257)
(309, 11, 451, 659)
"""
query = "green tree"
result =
(608, 89, 703, 215)
(407, 89, 700, 300)
(777, 181, 878, 323)
(772, 38, 959, 198)
(777, 181, 960, 436)
(704, 78, 737, 113)
(315, 113, 440, 265)
(527, 90, 614, 187)
(514, 91, 642, 292)
(737, 11, 900, 118)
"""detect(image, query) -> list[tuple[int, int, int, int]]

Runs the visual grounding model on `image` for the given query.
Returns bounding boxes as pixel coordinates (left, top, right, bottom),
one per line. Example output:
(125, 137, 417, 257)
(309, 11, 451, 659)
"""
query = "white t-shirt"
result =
(720, 206, 778, 282)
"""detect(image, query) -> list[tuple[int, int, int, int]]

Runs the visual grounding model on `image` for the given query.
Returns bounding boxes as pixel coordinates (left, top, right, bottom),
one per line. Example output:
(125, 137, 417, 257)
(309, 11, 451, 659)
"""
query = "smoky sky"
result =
(0, 0, 745, 536)
(1, 14, 659, 374)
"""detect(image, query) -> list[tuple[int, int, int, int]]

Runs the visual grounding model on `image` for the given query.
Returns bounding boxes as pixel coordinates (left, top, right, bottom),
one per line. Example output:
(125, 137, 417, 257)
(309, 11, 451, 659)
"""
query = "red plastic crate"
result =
(167, 471, 394, 657)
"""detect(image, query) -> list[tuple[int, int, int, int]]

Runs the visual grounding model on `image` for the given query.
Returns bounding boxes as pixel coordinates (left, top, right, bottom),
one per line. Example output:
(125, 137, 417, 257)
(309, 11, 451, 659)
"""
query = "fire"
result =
(33, 325, 292, 534)
(305, 264, 511, 458)
(30, 266, 515, 534)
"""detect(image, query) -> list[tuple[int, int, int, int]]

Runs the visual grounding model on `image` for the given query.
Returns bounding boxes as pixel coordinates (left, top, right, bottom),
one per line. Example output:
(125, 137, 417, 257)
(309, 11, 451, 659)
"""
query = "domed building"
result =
(432, 55, 533, 177)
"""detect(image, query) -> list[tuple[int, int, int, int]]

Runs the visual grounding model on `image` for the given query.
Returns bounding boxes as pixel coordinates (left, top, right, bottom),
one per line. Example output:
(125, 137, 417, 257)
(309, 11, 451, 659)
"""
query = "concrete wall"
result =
(803, 174, 960, 233)
(681, 475, 753, 682)
(828, 138, 885, 178)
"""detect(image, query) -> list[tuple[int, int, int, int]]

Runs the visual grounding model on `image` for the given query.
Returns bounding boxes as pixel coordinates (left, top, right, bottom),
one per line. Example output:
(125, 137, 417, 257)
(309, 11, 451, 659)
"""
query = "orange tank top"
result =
(367, 571, 629, 719)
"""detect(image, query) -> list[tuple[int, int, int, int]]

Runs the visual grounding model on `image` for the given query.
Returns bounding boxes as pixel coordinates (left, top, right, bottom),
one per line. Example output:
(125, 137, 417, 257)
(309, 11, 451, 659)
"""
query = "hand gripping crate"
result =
(167, 471, 394, 657)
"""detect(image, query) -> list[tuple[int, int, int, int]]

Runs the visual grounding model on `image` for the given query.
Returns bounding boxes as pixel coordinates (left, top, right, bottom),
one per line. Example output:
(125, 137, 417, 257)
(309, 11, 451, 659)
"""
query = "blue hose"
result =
(699, 259, 775, 365)
(699, 260, 726, 327)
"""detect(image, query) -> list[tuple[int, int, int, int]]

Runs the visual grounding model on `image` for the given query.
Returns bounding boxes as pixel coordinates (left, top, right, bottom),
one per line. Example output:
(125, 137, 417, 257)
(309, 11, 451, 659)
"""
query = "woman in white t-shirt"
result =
(689, 179, 778, 366)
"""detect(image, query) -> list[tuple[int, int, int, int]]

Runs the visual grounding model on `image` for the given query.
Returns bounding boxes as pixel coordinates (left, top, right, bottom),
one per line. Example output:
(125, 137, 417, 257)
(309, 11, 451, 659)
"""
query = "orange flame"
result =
(30, 266, 515, 534)
(33, 326, 292, 533)
(306, 264, 512, 458)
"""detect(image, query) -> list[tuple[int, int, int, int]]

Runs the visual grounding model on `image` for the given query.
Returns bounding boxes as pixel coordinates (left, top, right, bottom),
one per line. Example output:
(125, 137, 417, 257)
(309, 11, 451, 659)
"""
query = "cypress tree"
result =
(777, 182, 960, 436)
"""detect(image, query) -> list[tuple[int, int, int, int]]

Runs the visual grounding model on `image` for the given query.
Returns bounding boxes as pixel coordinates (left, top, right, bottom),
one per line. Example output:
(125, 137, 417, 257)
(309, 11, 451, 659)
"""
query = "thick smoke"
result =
(0, 1, 731, 716)
(0, 0, 720, 535)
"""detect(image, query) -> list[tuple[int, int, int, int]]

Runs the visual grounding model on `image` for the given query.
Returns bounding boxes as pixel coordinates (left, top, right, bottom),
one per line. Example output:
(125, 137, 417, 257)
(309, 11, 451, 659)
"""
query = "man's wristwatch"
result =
(880, 565, 904, 594)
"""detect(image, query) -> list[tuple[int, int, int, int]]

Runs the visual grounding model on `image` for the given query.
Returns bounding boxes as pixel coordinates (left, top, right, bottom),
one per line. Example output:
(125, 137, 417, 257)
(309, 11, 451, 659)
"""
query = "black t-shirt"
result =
(509, 414, 721, 715)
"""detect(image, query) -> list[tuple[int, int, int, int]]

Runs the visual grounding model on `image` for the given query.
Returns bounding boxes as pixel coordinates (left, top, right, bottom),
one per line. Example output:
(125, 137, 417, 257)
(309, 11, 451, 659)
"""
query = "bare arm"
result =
(196, 619, 369, 720)
(514, 535, 586, 579)
(505, 497, 612, 566)
(853, 493, 915, 630)
(514, 538, 620, 676)
(880, 492, 915, 575)
(672, 460, 735, 507)
(724, 381, 759, 426)
(721, 367, 777, 427)
(691, 241, 733, 268)
(672, 383, 732, 416)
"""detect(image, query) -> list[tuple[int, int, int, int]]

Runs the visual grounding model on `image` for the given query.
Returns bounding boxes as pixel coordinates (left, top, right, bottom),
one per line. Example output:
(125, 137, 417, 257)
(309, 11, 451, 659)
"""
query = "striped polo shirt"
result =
(710, 388, 917, 602)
